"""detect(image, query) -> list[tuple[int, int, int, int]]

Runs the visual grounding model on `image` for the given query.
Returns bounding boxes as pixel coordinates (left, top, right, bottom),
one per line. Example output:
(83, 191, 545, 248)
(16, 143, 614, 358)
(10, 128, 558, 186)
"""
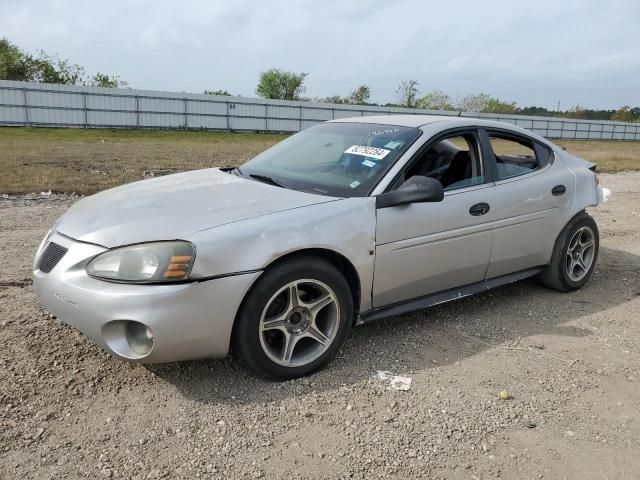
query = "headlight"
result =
(86, 241, 195, 283)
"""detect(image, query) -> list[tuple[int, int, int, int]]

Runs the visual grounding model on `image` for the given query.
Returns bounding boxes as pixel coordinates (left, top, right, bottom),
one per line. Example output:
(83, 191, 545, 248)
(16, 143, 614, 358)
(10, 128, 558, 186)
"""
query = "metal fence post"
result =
(225, 101, 230, 131)
(183, 97, 188, 129)
(135, 95, 140, 128)
(299, 105, 303, 131)
(22, 87, 29, 126)
(82, 91, 88, 128)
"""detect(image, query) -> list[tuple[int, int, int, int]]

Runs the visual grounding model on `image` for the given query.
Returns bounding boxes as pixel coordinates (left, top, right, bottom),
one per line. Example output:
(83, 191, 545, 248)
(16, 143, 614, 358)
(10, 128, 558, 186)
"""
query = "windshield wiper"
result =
(248, 173, 285, 188)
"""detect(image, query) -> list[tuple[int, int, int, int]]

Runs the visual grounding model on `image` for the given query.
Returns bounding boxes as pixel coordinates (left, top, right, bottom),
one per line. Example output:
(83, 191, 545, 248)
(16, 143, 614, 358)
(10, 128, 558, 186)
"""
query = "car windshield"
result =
(238, 122, 422, 197)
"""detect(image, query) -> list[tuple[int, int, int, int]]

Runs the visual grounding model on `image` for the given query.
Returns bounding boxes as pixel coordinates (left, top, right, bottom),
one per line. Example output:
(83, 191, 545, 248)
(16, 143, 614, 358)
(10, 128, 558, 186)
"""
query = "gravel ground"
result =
(1, 173, 639, 479)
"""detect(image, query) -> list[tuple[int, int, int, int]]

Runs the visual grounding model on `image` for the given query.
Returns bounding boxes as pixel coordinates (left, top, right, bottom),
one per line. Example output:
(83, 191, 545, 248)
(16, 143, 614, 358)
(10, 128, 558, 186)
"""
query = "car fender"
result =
(188, 197, 378, 312)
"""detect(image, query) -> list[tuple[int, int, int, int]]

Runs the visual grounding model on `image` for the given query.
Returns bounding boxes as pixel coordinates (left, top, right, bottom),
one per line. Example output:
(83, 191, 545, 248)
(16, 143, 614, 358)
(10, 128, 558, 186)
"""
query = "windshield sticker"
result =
(384, 140, 402, 149)
(344, 145, 390, 160)
(369, 128, 400, 136)
(361, 159, 376, 168)
(350, 180, 360, 188)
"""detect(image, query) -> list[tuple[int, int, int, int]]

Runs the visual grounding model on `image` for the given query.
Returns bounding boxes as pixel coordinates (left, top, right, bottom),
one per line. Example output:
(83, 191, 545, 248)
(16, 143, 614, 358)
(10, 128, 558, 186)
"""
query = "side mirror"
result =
(376, 176, 444, 209)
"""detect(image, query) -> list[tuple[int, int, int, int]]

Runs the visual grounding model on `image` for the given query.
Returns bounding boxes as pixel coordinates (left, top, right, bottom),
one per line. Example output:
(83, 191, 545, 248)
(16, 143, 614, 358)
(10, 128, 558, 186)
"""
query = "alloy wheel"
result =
(258, 279, 340, 367)
(565, 226, 596, 282)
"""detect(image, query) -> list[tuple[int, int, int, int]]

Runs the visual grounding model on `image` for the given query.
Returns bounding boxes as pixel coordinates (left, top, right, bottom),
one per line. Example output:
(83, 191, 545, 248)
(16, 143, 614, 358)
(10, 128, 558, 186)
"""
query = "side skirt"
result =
(356, 267, 544, 325)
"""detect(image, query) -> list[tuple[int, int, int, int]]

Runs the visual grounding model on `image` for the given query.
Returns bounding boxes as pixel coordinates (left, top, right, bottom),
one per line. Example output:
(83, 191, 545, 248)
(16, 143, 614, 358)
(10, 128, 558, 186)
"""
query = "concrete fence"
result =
(1, 80, 638, 140)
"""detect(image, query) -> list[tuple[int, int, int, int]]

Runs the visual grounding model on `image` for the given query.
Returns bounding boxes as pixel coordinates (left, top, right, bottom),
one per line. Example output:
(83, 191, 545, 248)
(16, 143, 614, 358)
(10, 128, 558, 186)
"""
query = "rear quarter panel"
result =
(559, 150, 599, 215)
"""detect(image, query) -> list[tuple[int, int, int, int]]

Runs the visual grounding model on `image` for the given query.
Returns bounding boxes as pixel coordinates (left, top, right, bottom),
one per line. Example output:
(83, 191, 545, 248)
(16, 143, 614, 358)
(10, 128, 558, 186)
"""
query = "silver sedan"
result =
(33, 115, 610, 379)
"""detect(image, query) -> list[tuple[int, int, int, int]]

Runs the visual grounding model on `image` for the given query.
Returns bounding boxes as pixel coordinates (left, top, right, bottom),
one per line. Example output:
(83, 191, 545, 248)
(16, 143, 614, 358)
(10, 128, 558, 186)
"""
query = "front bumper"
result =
(32, 232, 260, 363)
(597, 185, 611, 204)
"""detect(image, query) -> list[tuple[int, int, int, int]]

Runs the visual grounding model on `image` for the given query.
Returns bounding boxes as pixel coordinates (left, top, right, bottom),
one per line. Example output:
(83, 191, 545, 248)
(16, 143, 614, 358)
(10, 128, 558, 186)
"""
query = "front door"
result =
(372, 130, 495, 308)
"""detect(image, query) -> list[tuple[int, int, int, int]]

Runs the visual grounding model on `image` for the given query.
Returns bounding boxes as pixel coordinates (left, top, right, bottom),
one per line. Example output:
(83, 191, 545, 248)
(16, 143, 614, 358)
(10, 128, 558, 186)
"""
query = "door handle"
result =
(469, 202, 490, 216)
(552, 185, 566, 196)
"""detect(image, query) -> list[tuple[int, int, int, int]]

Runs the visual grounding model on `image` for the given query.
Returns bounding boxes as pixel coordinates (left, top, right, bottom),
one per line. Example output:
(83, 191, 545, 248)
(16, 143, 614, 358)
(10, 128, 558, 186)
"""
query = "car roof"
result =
(328, 114, 451, 128)
(328, 114, 553, 146)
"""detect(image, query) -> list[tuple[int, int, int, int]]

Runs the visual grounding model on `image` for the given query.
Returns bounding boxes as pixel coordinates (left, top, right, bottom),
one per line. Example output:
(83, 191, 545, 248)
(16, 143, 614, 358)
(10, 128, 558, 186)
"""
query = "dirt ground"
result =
(1, 172, 639, 479)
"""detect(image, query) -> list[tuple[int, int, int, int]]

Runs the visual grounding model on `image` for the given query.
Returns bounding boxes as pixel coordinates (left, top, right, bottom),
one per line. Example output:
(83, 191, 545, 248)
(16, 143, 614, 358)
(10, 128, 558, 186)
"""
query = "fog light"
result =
(125, 321, 154, 356)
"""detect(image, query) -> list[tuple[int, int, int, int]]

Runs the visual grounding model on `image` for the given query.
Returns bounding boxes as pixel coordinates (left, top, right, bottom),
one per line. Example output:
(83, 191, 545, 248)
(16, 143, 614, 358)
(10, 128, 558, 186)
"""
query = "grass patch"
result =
(553, 139, 640, 173)
(0, 127, 287, 194)
(1, 127, 638, 194)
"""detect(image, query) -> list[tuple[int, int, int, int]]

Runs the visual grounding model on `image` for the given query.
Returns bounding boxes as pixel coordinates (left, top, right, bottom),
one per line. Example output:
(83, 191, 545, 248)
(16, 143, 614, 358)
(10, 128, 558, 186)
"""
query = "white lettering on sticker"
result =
(344, 145, 390, 160)
(369, 128, 400, 136)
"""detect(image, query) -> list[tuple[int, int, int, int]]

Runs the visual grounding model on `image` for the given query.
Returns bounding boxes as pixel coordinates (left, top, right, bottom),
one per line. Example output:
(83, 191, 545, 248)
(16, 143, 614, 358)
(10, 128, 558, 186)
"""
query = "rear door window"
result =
(487, 132, 550, 180)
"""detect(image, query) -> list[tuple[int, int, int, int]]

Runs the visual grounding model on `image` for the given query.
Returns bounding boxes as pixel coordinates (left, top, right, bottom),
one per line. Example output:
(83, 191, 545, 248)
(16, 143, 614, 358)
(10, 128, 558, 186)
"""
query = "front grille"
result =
(37, 242, 68, 273)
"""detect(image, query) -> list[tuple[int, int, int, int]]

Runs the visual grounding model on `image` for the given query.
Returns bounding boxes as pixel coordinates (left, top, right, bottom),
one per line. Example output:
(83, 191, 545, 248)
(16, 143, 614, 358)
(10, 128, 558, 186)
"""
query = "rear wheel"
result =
(539, 212, 599, 292)
(233, 256, 353, 380)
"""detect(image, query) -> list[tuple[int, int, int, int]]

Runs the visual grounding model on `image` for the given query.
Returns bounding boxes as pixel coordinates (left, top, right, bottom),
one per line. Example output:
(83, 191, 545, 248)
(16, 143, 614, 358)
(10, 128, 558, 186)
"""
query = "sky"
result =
(1, 0, 638, 110)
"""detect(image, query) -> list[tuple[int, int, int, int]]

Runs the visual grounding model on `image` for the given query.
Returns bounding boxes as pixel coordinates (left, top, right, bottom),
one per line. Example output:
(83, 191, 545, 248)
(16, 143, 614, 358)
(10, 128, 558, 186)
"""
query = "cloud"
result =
(1, 0, 637, 109)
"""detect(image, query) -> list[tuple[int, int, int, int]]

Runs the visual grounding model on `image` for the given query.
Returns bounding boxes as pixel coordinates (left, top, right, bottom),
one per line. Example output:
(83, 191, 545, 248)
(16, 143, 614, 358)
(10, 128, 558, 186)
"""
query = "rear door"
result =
(372, 129, 496, 307)
(481, 129, 574, 278)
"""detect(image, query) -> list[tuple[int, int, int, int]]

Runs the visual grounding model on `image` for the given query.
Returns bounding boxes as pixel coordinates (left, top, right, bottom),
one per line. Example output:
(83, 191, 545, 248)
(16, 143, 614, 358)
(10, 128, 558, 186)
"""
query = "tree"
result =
(0, 37, 126, 87)
(204, 89, 231, 96)
(320, 85, 370, 105)
(320, 94, 346, 104)
(256, 68, 307, 100)
(563, 105, 589, 120)
(415, 90, 454, 110)
(89, 72, 126, 88)
(0, 38, 32, 81)
(611, 106, 636, 123)
(457, 93, 490, 112)
(482, 97, 517, 114)
(396, 80, 419, 108)
(349, 85, 370, 105)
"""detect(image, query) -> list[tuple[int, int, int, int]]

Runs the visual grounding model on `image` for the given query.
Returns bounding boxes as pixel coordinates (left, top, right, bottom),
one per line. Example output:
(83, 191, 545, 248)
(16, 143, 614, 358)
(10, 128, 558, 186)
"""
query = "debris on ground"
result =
(374, 371, 412, 391)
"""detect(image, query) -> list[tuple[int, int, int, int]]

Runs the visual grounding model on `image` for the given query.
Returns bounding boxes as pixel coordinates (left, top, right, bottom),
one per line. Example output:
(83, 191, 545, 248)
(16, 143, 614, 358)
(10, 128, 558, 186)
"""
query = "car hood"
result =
(55, 168, 338, 247)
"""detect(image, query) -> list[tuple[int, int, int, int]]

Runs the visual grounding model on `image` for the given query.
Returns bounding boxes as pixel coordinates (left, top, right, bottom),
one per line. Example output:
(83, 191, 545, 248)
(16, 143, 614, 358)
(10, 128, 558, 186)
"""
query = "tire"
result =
(232, 256, 353, 380)
(539, 211, 599, 292)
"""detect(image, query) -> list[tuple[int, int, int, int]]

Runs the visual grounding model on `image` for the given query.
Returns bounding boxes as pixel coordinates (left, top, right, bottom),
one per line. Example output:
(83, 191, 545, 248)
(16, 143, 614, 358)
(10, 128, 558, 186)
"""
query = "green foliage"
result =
(321, 85, 371, 105)
(90, 72, 126, 88)
(395, 80, 419, 108)
(415, 90, 454, 110)
(457, 93, 490, 112)
(0, 37, 126, 87)
(482, 97, 517, 114)
(256, 68, 307, 100)
(321, 94, 346, 104)
(611, 106, 637, 123)
(0, 38, 32, 80)
(349, 85, 370, 105)
(204, 89, 232, 96)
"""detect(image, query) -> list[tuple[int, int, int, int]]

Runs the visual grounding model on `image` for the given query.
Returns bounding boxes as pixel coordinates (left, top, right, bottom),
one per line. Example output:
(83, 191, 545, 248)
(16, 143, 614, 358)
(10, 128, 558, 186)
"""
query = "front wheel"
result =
(232, 256, 353, 380)
(539, 211, 599, 292)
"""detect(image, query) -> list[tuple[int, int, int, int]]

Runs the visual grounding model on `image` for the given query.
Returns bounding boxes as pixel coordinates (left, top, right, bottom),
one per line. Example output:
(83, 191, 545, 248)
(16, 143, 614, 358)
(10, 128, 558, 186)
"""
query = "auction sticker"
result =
(344, 145, 390, 160)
